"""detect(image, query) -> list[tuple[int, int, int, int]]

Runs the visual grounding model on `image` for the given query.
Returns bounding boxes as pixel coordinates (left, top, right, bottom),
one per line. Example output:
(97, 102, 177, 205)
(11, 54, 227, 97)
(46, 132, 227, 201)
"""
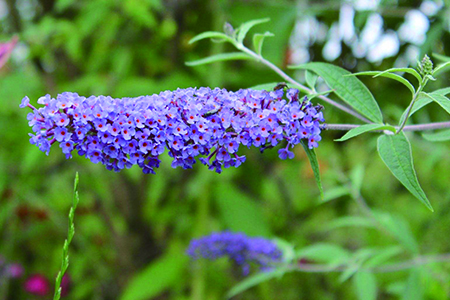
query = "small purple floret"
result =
(21, 88, 324, 173)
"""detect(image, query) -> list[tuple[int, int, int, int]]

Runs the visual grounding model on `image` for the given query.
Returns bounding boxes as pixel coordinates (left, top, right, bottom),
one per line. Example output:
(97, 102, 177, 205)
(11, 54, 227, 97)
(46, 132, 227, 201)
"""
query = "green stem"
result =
(397, 78, 428, 134)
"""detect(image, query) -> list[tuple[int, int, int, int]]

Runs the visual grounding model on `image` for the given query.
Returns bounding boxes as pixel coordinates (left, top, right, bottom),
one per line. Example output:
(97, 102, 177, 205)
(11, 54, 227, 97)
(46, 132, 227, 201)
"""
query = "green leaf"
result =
(323, 216, 376, 231)
(273, 238, 296, 263)
(226, 268, 286, 299)
(399, 92, 432, 125)
(185, 52, 253, 66)
(432, 87, 450, 95)
(300, 140, 323, 199)
(350, 71, 415, 96)
(373, 212, 419, 253)
(374, 68, 422, 83)
(237, 18, 270, 44)
(252, 31, 274, 56)
(432, 52, 450, 62)
(189, 31, 235, 44)
(421, 92, 450, 115)
(364, 246, 403, 268)
(120, 246, 188, 300)
(296, 243, 350, 264)
(249, 82, 278, 91)
(335, 124, 396, 142)
(320, 186, 349, 203)
(433, 61, 450, 76)
(290, 63, 383, 122)
(353, 272, 377, 300)
(422, 129, 450, 142)
(305, 70, 318, 89)
(377, 133, 433, 211)
(401, 269, 423, 300)
(215, 182, 271, 237)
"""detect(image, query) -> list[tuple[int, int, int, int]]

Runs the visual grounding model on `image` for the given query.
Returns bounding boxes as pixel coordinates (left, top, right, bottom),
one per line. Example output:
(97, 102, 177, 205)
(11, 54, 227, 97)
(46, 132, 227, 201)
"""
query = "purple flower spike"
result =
(187, 231, 283, 275)
(0, 36, 18, 69)
(21, 87, 324, 174)
(24, 274, 50, 296)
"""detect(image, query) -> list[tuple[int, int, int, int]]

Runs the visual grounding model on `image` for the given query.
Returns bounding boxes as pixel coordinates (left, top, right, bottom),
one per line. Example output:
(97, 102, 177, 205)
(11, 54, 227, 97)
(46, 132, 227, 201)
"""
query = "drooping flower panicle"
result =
(187, 232, 283, 275)
(21, 87, 324, 174)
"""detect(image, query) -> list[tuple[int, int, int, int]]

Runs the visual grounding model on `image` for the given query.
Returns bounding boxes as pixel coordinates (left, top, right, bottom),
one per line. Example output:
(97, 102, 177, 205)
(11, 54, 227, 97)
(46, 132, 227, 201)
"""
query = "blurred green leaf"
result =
(422, 129, 450, 142)
(353, 272, 377, 300)
(300, 140, 323, 199)
(364, 246, 403, 268)
(320, 186, 349, 203)
(323, 216, 376, 231)
(237, 18, 270, 44)
(252, 31, 274, 56)
(296, 243, 350, 264)
(350, 71, 415, 96)
(215, 182, 271, 237)
(249, 82, 278, 90)
(189, 31, 235, 44)
(290, 63, 383, 122)
(335, 124, 396, 142)
(433, 61, 450, 76)
(377, 133, 432, 211)
(401, 269, 423, 300)
(226, 268, 286, 299)
(185, 52, 253, 66)
(120, 245, 188, 300)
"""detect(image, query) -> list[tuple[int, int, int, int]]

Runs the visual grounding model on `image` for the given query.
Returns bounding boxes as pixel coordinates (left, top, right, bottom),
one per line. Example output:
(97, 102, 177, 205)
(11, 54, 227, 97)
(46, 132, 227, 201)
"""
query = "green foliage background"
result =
(1, 0, 450, 299)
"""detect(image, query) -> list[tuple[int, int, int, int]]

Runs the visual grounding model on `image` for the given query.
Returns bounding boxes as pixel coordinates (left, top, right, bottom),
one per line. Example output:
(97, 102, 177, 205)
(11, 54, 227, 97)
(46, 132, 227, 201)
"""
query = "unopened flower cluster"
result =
(186, 232, 283, 275)
(21, 87, 324, 173)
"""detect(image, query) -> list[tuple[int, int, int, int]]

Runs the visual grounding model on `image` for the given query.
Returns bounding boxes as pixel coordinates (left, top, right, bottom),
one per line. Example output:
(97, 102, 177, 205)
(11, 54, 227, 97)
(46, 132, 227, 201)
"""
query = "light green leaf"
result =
(323, 216, 376, 231)
(305, 70, 318, 89)
(401, 269, 423, 300)
(374, 67, 422, 83)
(296, 243, 350, 264)
(335, 124, 396, 142)
(226, 268, 286, 299)
(399, 92, 432, 125)
(373, 211, 419, 253)
(290, 63, 383, 122)
(249, 82, 278, 91)
(433, 61, 450, 76)
(237, 18, 270, 44)
(120, 246, 188, 300)
(320, 186, 349, 203)
(377, 133, 433, 211)
(432, 87, 450, 95)
(252, 31, 274, 56)
(189, 31, 235, 44)
(421, 92, 450, 115)
(364, 246, 403, 268)
(422, 129, 450, 142)
(185, 52, 253, 66)
(273, 238, 296, 263)
(353, 272, 377, 300)
(215, 182, 271, 237)
(300, 140, 323, 199)
(432, 52, 450, 62)
(351, 71, 415, 96)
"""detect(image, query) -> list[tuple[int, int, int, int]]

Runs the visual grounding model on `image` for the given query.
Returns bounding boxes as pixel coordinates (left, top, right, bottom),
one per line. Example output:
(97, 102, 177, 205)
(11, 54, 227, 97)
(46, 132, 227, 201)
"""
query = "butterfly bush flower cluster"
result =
(187, 232, 283, 275)
(21, 87, 324, 174)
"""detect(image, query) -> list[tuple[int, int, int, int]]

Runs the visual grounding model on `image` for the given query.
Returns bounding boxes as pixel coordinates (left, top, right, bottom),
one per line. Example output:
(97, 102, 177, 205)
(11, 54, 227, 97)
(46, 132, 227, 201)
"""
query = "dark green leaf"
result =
(185, 52, 253, 66)
(377, 133, 433, 211)
(290, 63, 383, 122)
(350, 71, 415, 96)
(226, 268, 286, 299)
(335, 124, 396, 142)
(353, 272, 377, 300)
(189, 31, 235, 44)
(422, 129, 450, 142)
(300, 140, 323, 199)
(237, 18, 270, 44)
(252, 31, 274, 56)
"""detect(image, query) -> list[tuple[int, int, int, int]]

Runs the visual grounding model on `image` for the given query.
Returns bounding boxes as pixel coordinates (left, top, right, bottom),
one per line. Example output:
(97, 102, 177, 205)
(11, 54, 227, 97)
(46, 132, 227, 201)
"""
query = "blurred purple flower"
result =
(61, 274, 71, 297)
(21, 88, 324, 173)
(187, 231, 283, 275)
(0, 36, 18, 70)
(7, 263, 24, 278)
(24, 274, 50, 296)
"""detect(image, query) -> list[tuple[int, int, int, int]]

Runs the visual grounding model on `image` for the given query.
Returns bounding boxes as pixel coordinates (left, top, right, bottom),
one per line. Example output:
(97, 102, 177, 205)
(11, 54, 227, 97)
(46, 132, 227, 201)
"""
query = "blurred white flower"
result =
(398, 10, 429, 45)
(367, 30, 400, 63)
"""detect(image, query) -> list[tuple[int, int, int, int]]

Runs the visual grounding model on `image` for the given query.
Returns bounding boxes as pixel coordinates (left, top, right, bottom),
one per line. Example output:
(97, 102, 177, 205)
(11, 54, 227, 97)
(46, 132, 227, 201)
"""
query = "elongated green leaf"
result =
(432, 52, 450, 62)
(353, 272, 377, 300)
(335, 124, 396, 142)
(185, 52, 253, 66)
(305, 70, 318, 89)
(432, 87, 450, 95)
(350, 71, 415, 96)
(189, 31, 235, 44)
(249, 82, 278, 91)
(364, 246, 403, 268)
(120, 246, 188, 300)
(319, 186, 349, 203)
(237, 18, 270, 44)
(422, 129, 450, 142)
(290, 63, 383, 122)
(377, 133, 432, 211)
(433, 61, 450, 76)
(300, 140, 323, 199)
(226, 268, 286, 299)
(422, 92, 450, 115)
(399, 92, 432, 125)
(296, 243, 350, 264)
(215, 182, 271, 237)
(374, 68, 422, 83)
(252, 31, 274, 56)
(323, 216, 376, 230)
(401, 269, 423, 300)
